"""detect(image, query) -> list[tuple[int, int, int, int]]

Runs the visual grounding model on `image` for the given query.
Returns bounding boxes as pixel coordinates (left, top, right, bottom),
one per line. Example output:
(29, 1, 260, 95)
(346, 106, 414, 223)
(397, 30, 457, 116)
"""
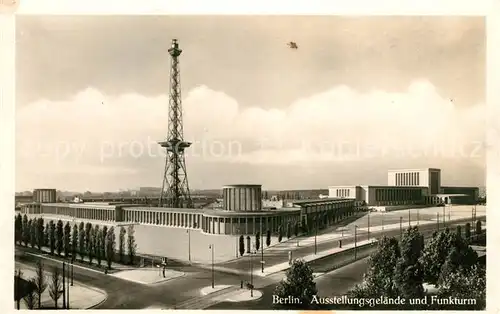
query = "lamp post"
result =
(443, 205, 446, 227)
(367, 212, 370, 241)
(354, 225, 358, 260)
(417, 207, 420, 226)
(209, 244, 214, 288)
(62, 262, 66, 309)
(408, 209, 411, 227)
(67, 261, 70, 309)
(261, 232, 264, 273)
(399, 216, 403, 238)
(437, 212, 440, 231)
(250, 246, 255, 297)
(71, 259, 74, 286)
(314, 216, 318, 255)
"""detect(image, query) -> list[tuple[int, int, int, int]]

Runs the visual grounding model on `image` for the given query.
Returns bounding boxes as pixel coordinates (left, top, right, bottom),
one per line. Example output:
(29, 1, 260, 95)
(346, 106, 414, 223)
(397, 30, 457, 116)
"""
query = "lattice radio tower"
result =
(158, 39, 193, 208)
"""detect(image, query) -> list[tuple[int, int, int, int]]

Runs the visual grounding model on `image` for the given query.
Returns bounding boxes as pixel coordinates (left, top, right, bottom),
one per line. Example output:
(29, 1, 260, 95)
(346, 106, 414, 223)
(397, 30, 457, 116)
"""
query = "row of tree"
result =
(15, 213, 138, 267)
(347, 222, 485, 310)
(15, 261, 64, 309)
(273, 221, 485, 310)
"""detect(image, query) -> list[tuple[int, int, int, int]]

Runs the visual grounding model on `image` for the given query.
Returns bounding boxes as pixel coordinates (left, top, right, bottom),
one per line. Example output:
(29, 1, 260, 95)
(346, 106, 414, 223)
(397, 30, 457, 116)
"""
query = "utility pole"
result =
(187, 228, 191, 263)
(71, 259, 74, 286)
(443, 205, 446, 227)
(408, 209, 411, 227)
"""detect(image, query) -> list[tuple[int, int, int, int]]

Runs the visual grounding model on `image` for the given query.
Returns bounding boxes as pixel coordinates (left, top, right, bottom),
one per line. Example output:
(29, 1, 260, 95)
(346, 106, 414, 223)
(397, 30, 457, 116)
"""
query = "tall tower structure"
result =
(159, 39, 193, 208)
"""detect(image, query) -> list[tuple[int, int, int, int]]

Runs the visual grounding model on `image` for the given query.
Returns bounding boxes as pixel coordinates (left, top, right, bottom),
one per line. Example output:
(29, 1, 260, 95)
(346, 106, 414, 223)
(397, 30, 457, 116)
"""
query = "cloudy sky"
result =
(16, 15, 486, 192)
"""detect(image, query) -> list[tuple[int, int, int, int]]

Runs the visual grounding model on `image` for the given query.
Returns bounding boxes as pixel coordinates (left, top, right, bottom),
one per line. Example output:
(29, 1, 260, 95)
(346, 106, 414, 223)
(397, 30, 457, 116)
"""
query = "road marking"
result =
(24, 252, 108, 275)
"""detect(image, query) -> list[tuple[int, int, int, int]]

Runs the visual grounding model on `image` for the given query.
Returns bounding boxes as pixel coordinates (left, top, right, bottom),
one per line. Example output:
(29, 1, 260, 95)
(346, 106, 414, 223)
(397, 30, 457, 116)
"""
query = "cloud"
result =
(16, 80, 486, 190)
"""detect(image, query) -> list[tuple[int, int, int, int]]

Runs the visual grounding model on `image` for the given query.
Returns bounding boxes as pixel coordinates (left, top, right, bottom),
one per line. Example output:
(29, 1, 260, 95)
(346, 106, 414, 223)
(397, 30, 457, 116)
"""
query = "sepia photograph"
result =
(13, 15, 486, 310)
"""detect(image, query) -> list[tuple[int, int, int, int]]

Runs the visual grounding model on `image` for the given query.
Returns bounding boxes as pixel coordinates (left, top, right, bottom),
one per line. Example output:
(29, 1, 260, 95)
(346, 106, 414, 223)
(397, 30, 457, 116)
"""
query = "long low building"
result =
(329, 168, 479, 206)
(20, 184, 360, 236)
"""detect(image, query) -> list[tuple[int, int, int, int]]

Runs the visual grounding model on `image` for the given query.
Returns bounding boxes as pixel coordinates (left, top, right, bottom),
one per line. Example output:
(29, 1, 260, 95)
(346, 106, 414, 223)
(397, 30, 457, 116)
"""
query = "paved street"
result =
(15, 214, 485, 309)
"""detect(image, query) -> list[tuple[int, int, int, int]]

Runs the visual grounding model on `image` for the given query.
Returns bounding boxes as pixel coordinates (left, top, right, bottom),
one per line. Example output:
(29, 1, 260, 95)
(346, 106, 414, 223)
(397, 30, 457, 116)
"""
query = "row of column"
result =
(201, 214, 300, 235)
(73, 208, 114, 221)
(123, 210, 200, 228)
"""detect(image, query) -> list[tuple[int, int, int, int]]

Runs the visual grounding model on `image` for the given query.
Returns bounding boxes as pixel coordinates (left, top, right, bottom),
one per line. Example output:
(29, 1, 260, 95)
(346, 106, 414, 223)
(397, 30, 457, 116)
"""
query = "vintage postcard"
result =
(8, 9, 492, 312)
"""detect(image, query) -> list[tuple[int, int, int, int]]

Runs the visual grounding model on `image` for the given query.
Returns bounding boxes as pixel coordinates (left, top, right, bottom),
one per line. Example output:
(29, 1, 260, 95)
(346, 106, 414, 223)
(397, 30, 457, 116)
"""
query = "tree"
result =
(71, 224, 78, 260)
(287, 223, 291, 239)
(127, 224, 137, 265)
(78, 222, 85, 261)
(85, 223, 93, 263)
(36, 218, 45, 250)
(349, 236, 401, 298)
(48, 266, 62, 309)
(439, 242, 478, 284)
(55, 220, 64, 256)
(44, 223, 49, 249)
(456, 225, 462, 237)
(421, 228, 478, 286)
(23, 278, 38, 310)
(266, 230, 271, 247)
(34, 260, 47, 309)
(48, 221, 56, 255)
(15, 213, 22, 245)
(255, 232, 260, 251)
(393, 226, 424, 299)
(101, 226, 108, 263)
(273, 259, 317, 309)
(278, 226, 283, 242)
(29, 219, 36, 248)
(63, 222, 71, 257)
(475, 220, 482, 236)
(239, 235, 245, 257)
(465, 223, 471, 241)
(119, 226, 126, 263)
(95, 226, 102, 266)
(437, 265, 485, 310)
(88, 226, 95, 264)
(106, 227, 116, 269)
(22, 214, 29, 246)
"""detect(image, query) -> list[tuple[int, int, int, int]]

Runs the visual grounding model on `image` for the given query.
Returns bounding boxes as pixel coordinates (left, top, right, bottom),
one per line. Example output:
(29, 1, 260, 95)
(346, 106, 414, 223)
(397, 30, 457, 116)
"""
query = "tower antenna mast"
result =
(159, 39, 193, 208)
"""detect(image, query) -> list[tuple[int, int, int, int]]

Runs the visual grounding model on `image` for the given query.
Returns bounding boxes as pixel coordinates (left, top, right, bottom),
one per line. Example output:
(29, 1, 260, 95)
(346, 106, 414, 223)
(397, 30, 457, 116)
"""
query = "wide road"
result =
(208, 219, 480, 310)
(15, 217, 483, 309)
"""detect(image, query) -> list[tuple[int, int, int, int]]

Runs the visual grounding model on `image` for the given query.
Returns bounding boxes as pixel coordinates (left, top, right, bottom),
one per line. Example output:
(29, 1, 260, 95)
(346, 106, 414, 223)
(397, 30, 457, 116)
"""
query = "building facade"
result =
(33, 189, 57, 203)
(20, 184, 360, 236)
(329, 168, 478, 206)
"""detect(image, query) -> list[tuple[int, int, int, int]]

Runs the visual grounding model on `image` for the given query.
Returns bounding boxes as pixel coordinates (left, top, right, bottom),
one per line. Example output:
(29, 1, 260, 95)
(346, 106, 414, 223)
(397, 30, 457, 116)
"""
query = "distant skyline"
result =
(16, 16, 486, 192)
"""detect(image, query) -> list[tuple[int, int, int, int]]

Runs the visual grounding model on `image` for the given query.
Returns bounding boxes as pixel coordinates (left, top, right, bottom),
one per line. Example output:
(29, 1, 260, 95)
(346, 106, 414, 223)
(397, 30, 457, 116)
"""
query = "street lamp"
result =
(249, 245, 256, 297)
(71, 259, 74, 286)
(354, 225, 358, 260)
(399, 216, 403, 238)
(367, 211, 370, 241)
(443, 204, 446, 227)
(314, 216, 318, 255)
(437, 212, 440, 231)
(208, 244, 214, 288)
(261, 232, 264, 273)
(408, 209, 411, 227)
(417, 207, 420, 226)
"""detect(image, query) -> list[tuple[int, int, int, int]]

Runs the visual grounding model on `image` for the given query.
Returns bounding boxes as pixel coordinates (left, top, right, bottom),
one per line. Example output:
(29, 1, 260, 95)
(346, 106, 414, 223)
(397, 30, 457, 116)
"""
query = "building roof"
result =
(222, 184, 262, 188)
(387, 168, 441, 172)
(123, 206, 301, 217)
(41, 202, 117, 209)
(291, 198, 355, 205)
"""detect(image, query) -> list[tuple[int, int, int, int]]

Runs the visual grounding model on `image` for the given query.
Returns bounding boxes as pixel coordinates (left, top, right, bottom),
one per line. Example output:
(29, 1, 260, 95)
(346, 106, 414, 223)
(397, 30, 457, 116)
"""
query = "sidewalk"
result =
(15, 263, 107, 309)
(253, 239, 374, 277)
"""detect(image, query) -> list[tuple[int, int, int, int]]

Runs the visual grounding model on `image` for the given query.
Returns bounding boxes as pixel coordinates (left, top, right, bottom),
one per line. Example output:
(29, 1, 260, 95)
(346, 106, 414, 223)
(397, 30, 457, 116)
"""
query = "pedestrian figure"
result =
(162, 266, 166, 278)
